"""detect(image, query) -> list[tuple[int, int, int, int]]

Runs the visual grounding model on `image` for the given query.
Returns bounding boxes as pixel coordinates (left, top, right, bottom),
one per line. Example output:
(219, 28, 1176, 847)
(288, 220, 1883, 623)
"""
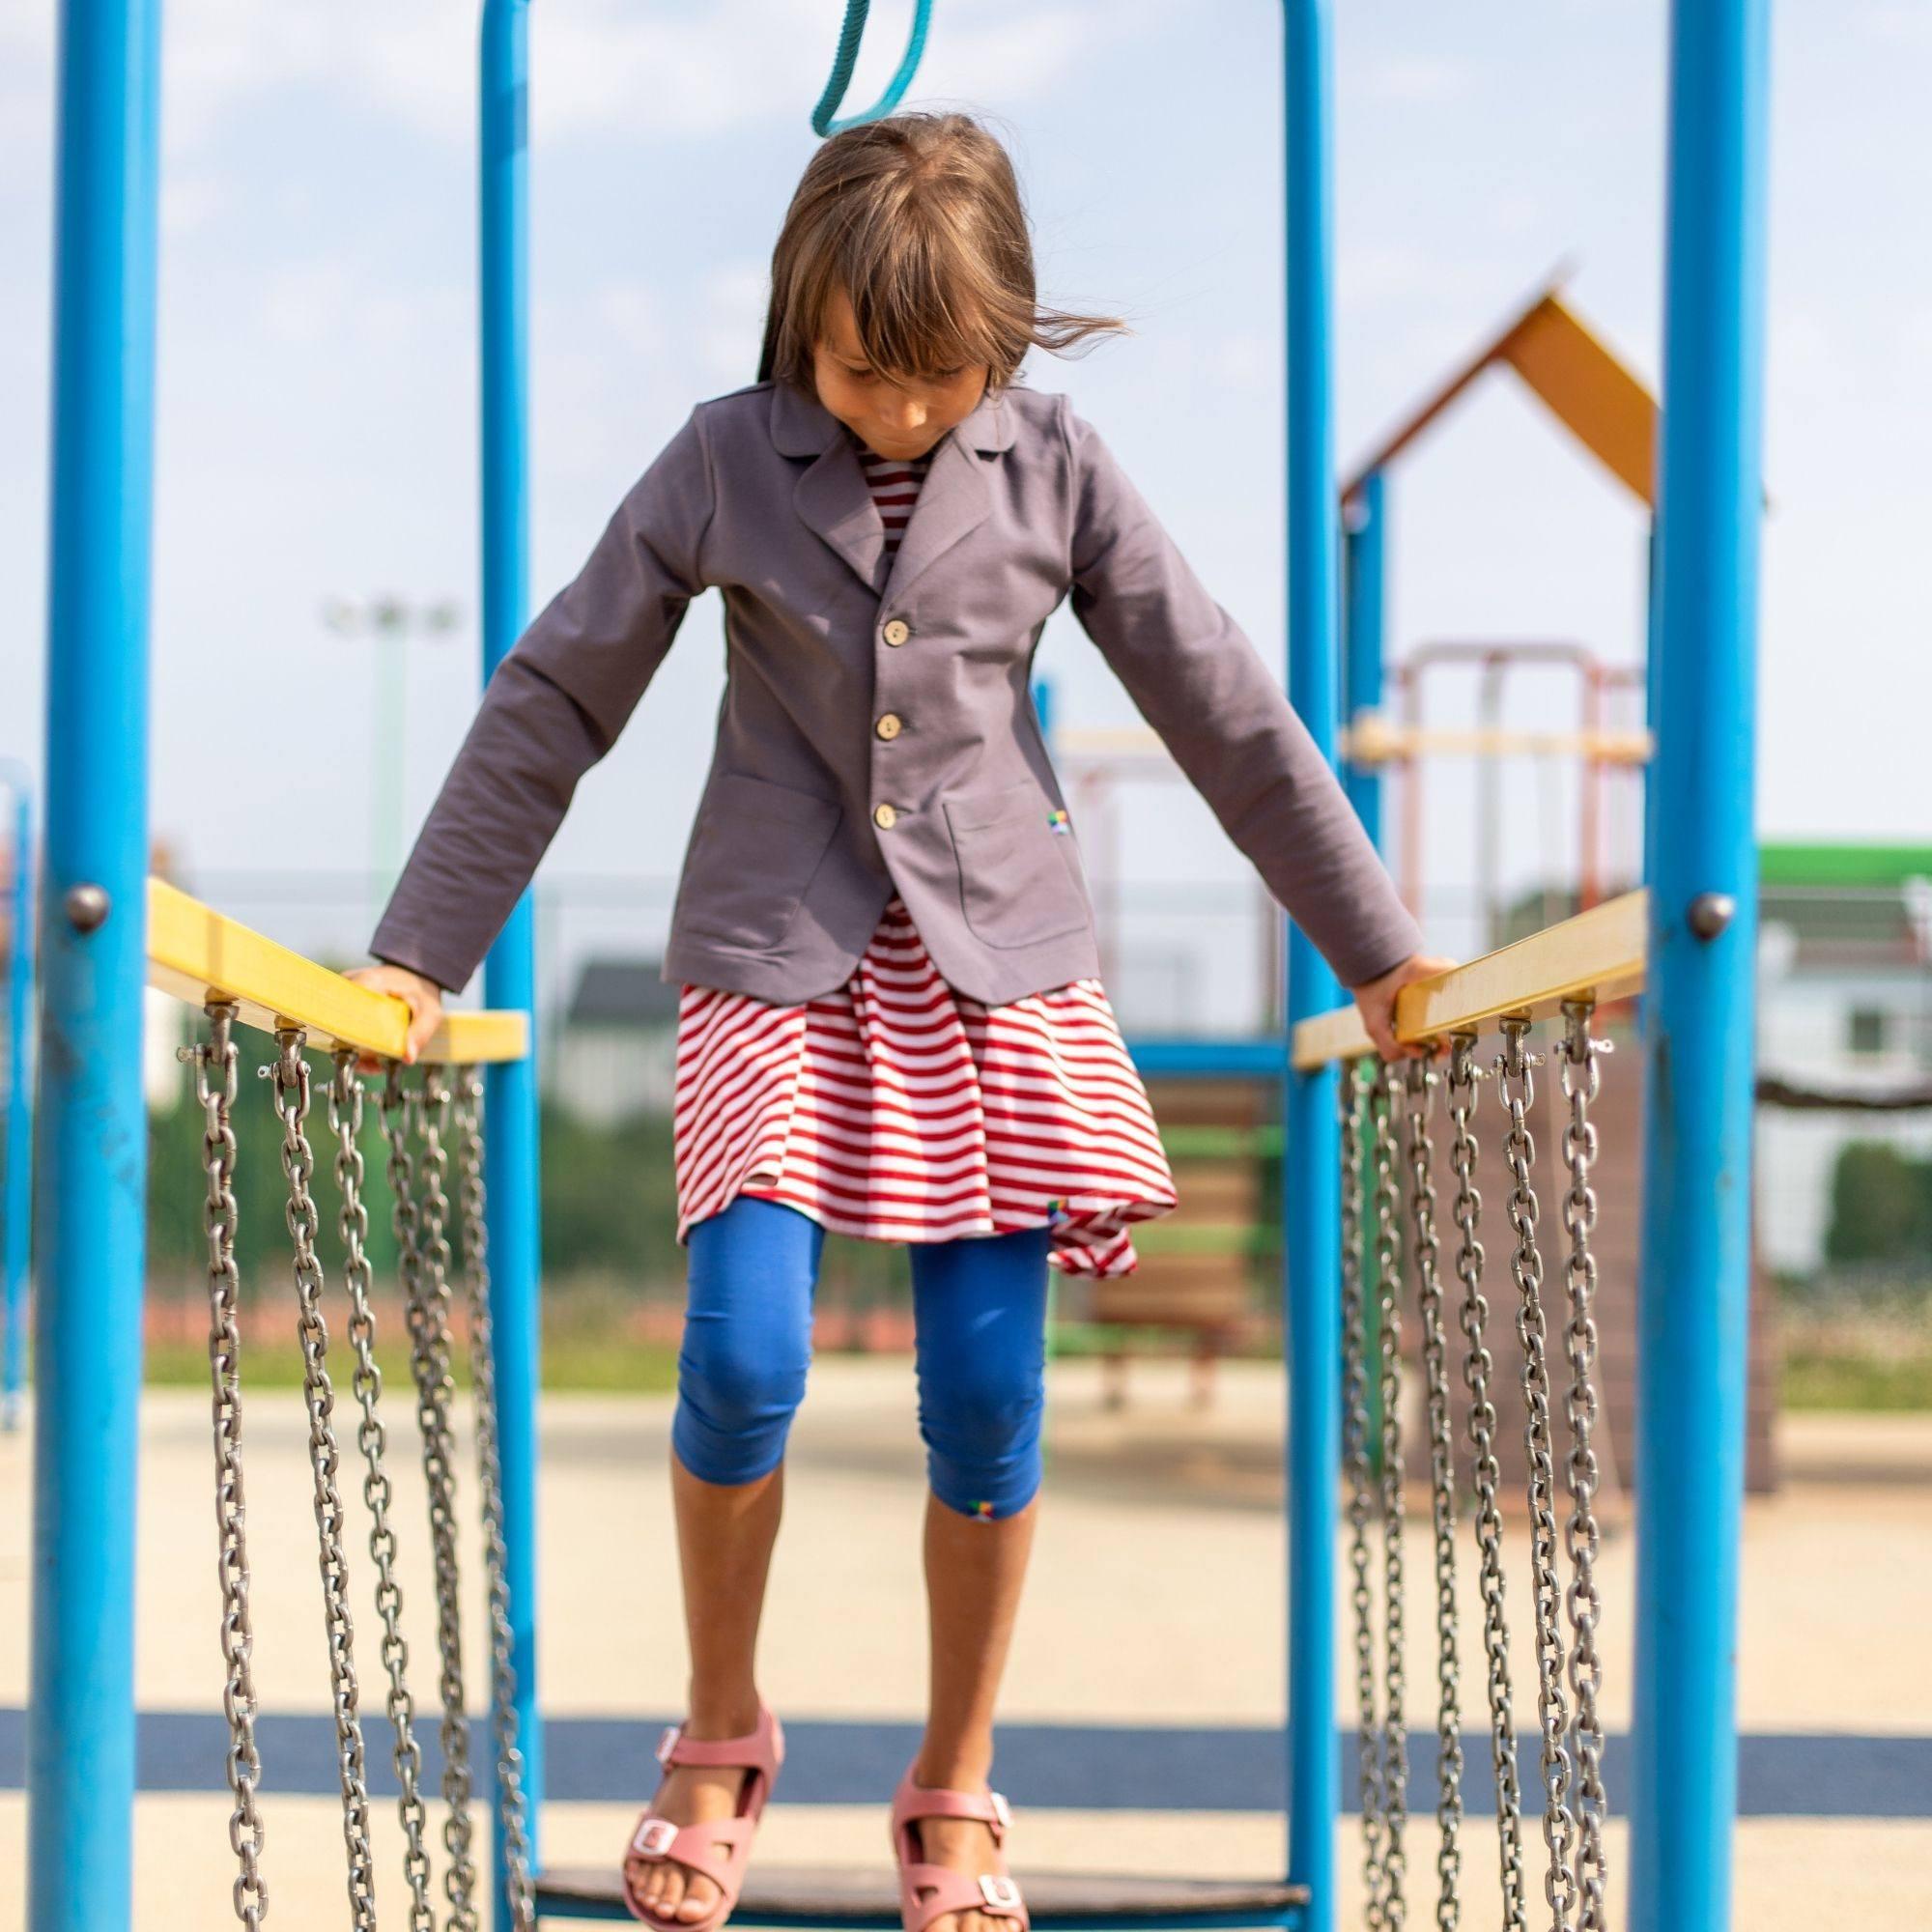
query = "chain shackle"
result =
(1403, 1056, 1463, 1932)
(1556, 1003, 1611, 1930)
(1494, 1020, 1577, 1930)
(327, 1050, 439, 1930)
(1445, 1035, 1527, 1932)
(1340, 1061, 1389, 1927)
(453, 1068, 537, 1930)
(270, 1029, 380, 1929)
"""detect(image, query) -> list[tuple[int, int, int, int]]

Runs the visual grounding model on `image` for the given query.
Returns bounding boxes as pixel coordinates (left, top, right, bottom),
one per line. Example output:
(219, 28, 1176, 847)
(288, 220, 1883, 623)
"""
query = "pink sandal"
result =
(890, 1763, 1031, 1932)
(621, 1703, 785, 1931)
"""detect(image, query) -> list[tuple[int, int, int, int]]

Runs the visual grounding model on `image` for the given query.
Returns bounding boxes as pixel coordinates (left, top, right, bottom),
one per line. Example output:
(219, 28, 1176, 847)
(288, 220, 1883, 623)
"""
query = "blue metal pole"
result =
(1341, 470, 1386, 850)
(1633, 3, 1769, 1929)
(481, 0, 545, 1913)
(29, 0, 161, 1922)
(1283, 4, 1341, 1925)
(2, 768, 37, 1433)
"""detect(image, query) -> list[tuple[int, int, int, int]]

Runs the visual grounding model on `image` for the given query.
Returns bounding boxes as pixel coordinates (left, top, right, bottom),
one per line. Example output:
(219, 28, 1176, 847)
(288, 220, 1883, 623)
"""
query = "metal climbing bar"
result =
(1290, 890, 1648, 1070)
(145, 878, 528, 1064)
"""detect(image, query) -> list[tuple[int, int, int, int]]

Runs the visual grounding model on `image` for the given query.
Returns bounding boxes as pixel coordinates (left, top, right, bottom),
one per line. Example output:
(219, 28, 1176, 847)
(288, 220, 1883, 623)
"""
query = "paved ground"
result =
(2, 1359, 1927, 1928)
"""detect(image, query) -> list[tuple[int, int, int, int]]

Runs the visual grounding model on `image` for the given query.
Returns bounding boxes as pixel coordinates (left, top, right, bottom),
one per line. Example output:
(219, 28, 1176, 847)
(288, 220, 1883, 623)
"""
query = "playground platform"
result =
(1, 1358, 1925, 1929)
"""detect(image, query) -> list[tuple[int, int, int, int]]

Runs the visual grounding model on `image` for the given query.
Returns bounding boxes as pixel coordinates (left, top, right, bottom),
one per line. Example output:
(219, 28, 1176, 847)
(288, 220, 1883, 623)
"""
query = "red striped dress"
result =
(671, 437, 1179, 1277)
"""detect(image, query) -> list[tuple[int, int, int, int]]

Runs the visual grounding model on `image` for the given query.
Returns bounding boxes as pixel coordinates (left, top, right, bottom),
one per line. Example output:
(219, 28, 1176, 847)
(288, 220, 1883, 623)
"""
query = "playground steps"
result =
(1081, 1076, 1268, 1406)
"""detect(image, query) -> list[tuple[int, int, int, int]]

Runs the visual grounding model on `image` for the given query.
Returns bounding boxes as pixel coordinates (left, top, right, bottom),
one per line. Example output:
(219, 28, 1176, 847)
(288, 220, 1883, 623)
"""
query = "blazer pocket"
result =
(674, 770, 843, 951)
(944, 781, 1090, 952)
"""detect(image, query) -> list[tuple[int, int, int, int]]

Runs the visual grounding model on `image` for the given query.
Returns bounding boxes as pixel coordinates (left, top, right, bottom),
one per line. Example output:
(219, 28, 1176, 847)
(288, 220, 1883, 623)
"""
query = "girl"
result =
(353, 110, 1441, 1932)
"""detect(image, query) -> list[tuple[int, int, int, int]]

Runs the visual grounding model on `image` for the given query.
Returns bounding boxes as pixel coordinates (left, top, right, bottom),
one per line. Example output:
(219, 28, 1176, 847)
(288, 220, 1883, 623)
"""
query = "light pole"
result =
(322, 594, 463, 909)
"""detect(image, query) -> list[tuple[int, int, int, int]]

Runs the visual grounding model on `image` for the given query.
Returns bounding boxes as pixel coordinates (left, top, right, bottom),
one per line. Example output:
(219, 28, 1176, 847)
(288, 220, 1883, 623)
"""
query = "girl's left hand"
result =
(1349, 951, 1459, 1063)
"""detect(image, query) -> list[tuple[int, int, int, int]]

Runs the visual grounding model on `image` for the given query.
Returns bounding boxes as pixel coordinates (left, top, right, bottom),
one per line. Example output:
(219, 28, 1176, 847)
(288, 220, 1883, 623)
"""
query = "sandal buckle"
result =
(633, 1817, 679, 1859)
(979, 1876, 1022, 1912)
(655, 1724, 682, 1769)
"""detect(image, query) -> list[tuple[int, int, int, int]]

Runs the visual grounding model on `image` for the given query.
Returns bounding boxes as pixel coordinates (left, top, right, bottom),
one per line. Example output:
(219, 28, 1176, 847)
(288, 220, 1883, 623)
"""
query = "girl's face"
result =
(810, 285, 989, 462)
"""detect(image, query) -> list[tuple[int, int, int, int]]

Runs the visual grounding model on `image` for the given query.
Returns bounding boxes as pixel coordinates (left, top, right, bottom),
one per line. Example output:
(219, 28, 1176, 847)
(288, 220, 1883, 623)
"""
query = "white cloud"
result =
(1365, 57, 1472, 105)
(135, 0, 1146, 157)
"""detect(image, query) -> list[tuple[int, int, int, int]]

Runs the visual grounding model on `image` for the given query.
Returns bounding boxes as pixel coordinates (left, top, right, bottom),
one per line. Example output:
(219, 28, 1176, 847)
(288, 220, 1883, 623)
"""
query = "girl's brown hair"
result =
(756, 111, 1128, 399)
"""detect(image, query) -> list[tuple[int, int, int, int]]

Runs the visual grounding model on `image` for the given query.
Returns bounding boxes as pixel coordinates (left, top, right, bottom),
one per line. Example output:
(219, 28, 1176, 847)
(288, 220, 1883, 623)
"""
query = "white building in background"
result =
(550, 957, 680, 1125)
(1753, 851, 1932, 1276)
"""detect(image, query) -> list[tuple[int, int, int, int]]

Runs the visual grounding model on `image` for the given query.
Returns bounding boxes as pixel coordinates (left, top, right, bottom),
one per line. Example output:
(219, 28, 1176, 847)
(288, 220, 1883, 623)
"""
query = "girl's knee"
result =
(673, 1196, 818, 1485)
(917, 1352, 1045, 1521)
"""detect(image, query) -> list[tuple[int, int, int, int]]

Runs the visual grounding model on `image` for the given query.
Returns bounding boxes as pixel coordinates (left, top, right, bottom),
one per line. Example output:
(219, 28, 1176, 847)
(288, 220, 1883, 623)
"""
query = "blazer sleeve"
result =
(368, 404, 716, 994)
(1061, 395, 1421, 989)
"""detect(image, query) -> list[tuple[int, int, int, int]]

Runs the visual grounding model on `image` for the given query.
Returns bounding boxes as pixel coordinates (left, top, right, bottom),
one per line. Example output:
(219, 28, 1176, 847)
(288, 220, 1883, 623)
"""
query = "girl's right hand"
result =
(343, 962, 445, 1074)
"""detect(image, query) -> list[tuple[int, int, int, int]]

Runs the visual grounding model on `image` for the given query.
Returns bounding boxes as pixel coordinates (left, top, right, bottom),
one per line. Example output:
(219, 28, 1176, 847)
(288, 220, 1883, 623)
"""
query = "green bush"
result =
(1824, 1142, 1932, 1264)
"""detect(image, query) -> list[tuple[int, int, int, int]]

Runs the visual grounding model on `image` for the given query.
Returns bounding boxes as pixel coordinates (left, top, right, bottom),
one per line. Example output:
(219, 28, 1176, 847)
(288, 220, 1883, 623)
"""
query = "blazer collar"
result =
(768, 377, 1020, 459)
(778, 376, 1015, 604)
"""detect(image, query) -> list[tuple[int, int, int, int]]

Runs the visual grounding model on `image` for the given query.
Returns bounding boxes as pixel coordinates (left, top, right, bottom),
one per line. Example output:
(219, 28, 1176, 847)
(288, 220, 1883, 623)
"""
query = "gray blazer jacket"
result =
(370, 376, 1420, 1007)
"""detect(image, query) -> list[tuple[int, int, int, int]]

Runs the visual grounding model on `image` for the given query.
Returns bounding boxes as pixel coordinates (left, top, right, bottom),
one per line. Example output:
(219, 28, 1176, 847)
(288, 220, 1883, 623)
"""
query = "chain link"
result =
(381, 1062, 481, 1931)
(1494, 1020, 1577, 1931)
(1446, 1036, 1527, 1932)
(270, 1030, 379, 1930)
(185, 1005, 270, 1929)
(1555, 1005, 1611, 1931)
(327, 1050, 438, 1930)
(453, 1069, 537, 1931)
(1340, 1061, 1388, 1928)
(1369, 1061, 1409, 1929)
(1403, 1056, 1463, 1932)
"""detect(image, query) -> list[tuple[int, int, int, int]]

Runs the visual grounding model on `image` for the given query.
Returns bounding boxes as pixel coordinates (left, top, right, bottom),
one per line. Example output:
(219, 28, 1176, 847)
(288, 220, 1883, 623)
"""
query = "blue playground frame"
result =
(25, 3, 1769, 1928)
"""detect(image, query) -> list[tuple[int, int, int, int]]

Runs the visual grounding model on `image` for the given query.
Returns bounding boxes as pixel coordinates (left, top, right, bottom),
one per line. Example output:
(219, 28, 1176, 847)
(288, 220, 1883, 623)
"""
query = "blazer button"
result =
(875, 713, 902, 741)
(873, 803, 898, 830)
(882, 618, 911, 647)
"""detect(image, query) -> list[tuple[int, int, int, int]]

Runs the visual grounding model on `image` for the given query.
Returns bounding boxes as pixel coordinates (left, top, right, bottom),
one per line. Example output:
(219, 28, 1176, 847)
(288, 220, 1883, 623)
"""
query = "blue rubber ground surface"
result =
(1, 1713, 1924, 1817)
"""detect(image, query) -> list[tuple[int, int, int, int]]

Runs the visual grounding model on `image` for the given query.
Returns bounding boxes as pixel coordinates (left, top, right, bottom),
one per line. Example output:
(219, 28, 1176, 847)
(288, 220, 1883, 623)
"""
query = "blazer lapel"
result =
(879, 384, 1016, 609)
(794, 441, 887, 592)
(768, 376, 1019, 606)
(771, 380, 886, 593)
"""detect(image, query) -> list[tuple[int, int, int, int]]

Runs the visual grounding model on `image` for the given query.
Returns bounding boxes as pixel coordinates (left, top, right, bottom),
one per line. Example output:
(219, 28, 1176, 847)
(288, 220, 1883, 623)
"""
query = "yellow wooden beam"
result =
(147, 877, 528, 1064)
(1291, 890, 1648, 1069)
(1499, 295, 1658, 507)
(1342, 712, 1654, 769)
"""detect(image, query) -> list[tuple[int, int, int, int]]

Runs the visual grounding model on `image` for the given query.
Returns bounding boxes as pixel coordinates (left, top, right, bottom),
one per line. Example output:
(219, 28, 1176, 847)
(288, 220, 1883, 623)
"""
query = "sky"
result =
(1, 0, 1927, 1024)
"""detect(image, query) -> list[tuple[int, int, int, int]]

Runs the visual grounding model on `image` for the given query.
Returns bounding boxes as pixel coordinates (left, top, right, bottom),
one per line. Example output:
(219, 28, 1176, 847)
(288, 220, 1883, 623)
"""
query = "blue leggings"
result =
(671, 1195, 1051, 1520)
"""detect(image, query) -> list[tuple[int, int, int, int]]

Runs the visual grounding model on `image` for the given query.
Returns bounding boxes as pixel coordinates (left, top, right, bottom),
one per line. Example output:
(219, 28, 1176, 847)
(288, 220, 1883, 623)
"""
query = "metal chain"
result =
(1368, 1061, 1409, 1929)
(185, 1004, 269, 1929)
(328, 1051, 438, 1931)
(1494, 1020, 1577, 1931)
(1555, 1005, 1611, 1931)
(1446, 1035, 1527, 1932)
(1340, 1060, 1388, 1928)
(382, 1062, 480, 1932)
(453, 1068, 537, 1931)
(270, 1030, 379, 1930)
(1403, 1057, 1463, 1932)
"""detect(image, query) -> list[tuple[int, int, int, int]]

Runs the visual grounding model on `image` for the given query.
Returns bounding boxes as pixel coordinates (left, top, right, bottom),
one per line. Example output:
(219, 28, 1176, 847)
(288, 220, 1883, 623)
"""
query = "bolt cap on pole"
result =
(1685, 892, 1735, 940)
(63, 883, 111, 933)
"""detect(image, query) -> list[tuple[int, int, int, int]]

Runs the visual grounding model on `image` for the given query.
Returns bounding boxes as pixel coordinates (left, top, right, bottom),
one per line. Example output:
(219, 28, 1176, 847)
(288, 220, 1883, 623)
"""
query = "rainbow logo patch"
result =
(1045, 808, 1070, 835)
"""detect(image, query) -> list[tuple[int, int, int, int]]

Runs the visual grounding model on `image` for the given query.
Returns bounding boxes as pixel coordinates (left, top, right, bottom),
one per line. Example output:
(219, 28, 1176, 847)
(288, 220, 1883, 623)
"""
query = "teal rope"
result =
(810, 0, 933, 138)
